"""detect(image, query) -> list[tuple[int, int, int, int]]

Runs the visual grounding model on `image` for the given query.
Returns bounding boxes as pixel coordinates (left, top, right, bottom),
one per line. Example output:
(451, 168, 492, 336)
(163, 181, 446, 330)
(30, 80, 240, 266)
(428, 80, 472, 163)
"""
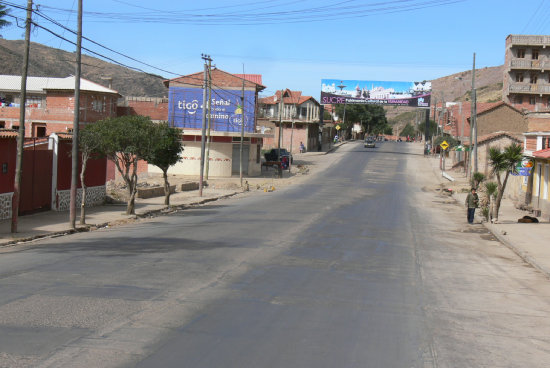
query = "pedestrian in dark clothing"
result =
(465, 188, 479, 224)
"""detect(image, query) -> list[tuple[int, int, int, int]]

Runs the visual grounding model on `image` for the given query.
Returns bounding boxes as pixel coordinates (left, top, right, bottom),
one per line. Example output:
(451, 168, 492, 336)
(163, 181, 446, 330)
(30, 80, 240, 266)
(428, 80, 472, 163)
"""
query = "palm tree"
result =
(488, 143, 523, 222)
(484, 181, 498, 222)
(472, 172, 485, 190)
(0, 5, 11, 34)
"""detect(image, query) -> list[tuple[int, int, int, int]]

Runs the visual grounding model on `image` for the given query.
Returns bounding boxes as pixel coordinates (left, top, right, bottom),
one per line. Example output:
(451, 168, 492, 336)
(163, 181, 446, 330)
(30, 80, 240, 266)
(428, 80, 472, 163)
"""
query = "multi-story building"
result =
(0, 75, 120, 136)
(503, 35, 550, 112)
(258, 89, 321, 153)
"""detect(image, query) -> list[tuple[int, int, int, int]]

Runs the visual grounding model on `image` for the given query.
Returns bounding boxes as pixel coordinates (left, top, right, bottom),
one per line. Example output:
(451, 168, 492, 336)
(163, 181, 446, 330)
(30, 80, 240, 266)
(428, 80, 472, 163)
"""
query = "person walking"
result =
(465, 188, 479, 224)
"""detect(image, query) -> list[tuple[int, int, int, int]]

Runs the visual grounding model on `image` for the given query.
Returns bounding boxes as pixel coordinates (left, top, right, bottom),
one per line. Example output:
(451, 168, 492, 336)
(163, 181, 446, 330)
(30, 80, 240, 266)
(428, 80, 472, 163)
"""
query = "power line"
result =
(28, 0, 465, 26)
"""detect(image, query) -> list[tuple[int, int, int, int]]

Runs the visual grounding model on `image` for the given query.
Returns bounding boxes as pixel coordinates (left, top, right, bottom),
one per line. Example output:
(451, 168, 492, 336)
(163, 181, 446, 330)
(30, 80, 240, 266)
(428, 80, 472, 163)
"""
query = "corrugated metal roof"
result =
(0, 75, 119, 94)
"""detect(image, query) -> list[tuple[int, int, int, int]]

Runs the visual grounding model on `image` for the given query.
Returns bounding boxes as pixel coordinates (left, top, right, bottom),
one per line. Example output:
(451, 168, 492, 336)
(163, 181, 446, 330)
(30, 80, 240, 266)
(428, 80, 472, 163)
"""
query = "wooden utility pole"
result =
(205, 59, 212, 180)
(239, 65, 245, 187)
(11, 0, 33, 233)
(69, 0, 83, 229)
(199, 54, 211, 197)
(470, 52, 478, 176)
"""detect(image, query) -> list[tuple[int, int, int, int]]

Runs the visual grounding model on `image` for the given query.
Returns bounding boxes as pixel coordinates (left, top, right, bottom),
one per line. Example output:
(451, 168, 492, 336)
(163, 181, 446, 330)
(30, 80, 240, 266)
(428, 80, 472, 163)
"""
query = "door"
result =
(19, 149, 53, 214)
(231, 144, 249, 175)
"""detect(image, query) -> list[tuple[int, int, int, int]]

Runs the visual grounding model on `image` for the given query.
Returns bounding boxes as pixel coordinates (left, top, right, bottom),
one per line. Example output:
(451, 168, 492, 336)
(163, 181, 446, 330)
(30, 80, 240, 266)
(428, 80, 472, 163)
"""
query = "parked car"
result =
(364, 138, 375, 148)
(264, 148, 294, 163)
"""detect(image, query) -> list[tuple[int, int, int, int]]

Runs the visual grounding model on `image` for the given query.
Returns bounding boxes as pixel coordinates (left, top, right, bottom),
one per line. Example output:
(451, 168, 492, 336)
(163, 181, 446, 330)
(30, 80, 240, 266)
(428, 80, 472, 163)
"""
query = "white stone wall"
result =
(55, 185, 106, 211)
(0, 192, 13, 220)
(148, 141, 261, 177)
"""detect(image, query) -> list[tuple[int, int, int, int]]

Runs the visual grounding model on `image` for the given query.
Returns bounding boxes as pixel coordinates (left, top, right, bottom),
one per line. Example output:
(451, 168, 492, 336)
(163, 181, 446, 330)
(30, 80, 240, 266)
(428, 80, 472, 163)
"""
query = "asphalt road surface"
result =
(1, 141, 550, 368)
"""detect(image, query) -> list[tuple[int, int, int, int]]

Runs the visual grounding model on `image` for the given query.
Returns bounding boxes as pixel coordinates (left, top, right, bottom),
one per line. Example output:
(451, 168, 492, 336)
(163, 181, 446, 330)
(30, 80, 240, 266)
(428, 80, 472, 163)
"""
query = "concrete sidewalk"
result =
(428, 151, 550, 278)
(0, 142, 348, 247)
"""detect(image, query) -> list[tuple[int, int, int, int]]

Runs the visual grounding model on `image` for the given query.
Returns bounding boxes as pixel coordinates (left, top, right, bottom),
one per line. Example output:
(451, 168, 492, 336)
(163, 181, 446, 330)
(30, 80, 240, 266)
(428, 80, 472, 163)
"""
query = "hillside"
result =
(387, 65, 504, 133)
(0, 39, 167, 97)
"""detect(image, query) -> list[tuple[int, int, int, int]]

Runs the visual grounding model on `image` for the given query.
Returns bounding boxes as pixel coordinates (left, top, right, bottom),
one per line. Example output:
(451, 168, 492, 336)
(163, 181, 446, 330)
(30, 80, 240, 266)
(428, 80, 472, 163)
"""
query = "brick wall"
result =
(527, 117, 550, 132)
(477, 105, 527, 136)
(117, 97, 169, 121)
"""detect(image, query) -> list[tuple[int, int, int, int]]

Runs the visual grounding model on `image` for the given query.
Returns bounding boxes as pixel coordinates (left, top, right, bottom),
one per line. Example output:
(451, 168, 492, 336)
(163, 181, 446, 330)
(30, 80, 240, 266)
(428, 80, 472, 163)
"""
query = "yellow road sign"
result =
(440, 140, 449, 150)
(335, 125, 341, 131)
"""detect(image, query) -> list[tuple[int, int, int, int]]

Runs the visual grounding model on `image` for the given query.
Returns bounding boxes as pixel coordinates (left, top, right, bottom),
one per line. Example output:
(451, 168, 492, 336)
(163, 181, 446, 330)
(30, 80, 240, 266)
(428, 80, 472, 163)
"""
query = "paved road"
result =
(1, 142, 550, 367)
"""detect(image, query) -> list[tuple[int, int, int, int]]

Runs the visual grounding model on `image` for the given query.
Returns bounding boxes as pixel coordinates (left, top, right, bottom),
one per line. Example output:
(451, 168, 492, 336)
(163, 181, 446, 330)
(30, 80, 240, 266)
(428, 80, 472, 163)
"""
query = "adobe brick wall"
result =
(477, 105, 527, 136)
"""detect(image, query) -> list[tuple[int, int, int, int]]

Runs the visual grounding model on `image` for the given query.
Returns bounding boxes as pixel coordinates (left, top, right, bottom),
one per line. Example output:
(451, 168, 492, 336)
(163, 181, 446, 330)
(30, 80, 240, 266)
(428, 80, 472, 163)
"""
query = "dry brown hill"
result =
(386, 65, 504, 133)
(0, 39, 167, 97)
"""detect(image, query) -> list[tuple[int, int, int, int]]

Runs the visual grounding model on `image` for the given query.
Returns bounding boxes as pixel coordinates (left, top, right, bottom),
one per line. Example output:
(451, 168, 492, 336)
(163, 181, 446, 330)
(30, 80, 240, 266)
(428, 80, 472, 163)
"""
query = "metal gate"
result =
(231, 144, 249, 174)
(19, 149, 53, 215)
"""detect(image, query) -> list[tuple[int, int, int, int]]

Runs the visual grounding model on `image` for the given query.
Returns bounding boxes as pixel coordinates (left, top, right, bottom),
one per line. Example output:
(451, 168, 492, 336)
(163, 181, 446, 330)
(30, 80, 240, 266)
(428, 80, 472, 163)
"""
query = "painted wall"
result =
(148, 141, 261, 177)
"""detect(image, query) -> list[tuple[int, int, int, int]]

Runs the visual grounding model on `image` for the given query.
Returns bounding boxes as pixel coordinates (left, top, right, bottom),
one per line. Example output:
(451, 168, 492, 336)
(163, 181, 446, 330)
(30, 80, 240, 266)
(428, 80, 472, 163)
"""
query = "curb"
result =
(1, 191, 242, 248)
(431, 162, 550, 280)
(484, 222, 550, 280)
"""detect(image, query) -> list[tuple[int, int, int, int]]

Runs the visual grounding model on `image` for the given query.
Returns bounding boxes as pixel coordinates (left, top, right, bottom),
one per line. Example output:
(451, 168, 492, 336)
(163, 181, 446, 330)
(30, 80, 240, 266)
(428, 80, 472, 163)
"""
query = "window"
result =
(0, 121, 5, 128)
(91, 96, 106, 112)
(36, 126, 46, 137)
(530, 96, 536, 105)
(532, 49, 539, 60)
(516, 73, 524, 82)
(518, 49, 526, 58)
(516, 95, 523, 104)
(25, 96, 43, 108)
(531, 73, 538, 84)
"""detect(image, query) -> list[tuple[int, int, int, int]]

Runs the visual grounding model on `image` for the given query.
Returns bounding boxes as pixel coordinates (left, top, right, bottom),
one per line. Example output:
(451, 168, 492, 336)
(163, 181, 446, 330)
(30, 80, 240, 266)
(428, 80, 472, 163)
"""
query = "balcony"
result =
(509, 83, 550, 94)
(509, 35, 550, 46)
(510, 58, 550, 70)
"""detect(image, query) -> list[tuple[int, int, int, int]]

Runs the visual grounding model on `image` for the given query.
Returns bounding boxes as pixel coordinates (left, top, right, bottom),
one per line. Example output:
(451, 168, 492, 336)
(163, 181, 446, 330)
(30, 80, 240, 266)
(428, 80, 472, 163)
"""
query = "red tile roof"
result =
(475, 131, 523, 145)
(164, 68, 266, 91)
(0, 129, 18, 138)
(234, 74, 262, 85)
(261, 89, 318, 106)
(533, 147, 550, 158)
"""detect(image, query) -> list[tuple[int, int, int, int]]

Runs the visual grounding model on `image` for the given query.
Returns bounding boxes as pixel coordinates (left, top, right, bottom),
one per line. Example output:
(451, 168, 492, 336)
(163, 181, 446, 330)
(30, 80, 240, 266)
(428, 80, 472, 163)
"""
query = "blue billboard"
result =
(321, 79, 431, 107)
(168, 87, 255, 132)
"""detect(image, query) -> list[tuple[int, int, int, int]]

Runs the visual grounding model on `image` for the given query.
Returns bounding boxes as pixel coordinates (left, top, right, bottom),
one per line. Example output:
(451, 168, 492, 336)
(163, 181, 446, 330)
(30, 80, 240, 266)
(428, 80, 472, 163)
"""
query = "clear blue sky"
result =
(1, 0, 549, 98)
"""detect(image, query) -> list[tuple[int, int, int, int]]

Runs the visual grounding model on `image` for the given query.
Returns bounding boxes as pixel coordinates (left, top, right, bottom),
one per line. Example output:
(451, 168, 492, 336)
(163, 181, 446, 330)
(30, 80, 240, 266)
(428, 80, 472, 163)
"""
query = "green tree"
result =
(78, 125, 104, 224)
(144, 122, 184, 206)
(0, 5, 11, 36)
(399, 123, 415, 137)
(488, 143, 523, 222)
(434, 136, 459, 148)
(417, 119, 437, 137)
(471, 172, 485, 190)
(334, 104, 387, 136)
(93, 115, 155, 215)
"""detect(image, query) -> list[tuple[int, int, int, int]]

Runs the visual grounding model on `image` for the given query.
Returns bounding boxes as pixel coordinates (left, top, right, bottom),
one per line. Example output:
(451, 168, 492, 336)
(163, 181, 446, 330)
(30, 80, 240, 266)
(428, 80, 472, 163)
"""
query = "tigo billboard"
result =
(168, 87, 255, 132)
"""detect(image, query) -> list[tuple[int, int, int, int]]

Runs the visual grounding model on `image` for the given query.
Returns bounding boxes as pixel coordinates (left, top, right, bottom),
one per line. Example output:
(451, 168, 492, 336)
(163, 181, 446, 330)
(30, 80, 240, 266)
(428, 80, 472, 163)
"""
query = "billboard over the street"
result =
(168, 87, 255, 132)
(321, 79, 431, 107)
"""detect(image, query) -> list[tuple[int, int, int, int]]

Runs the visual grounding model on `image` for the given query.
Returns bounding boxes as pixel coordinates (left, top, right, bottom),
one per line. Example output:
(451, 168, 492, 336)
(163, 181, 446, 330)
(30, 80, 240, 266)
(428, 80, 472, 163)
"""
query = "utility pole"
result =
(277, 90, 283, 162)
(205, 59, 212, 180)
(470, 52, 478, 176)
(239, 65, 245, 187)
(199, 54, 211, 197)
(289, 104, 295, 172)
(69, 0, 83, 229)
(11, 0, 33, 233)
